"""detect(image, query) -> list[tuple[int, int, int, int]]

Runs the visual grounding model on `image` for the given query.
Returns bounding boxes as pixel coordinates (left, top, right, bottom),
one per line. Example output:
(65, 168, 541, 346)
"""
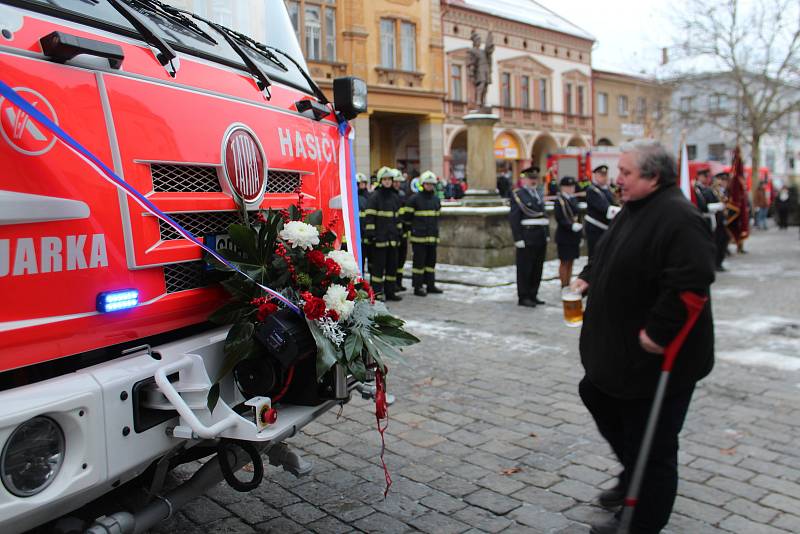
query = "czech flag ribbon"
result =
(0, 79, 300, 314)
(336, 117, 362, 272)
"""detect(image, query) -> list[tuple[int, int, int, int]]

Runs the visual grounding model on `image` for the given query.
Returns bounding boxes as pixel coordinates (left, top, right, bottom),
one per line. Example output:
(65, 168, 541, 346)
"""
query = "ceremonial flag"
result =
(678, 142, 692, 202)
(727, 145, 749, 247)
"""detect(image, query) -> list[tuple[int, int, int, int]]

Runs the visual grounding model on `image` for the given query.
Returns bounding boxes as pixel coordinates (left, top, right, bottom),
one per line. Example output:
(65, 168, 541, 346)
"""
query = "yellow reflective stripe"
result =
(424, 267, 435, 272)
(396, 223, 403, 229)
(411, 268, 425, 274)
(364, 209, 377, 215)
(376, 210, 397, 217)
(385, 275, 397, 281)
(371, 276, 384, 282)
(359, 212, 366, 218)
(413, 210, 440, 216)
(373, 241, 399, 248)
(365, 224, 376, 230)
(404, 231, 410, 238)
(396, 268, 404, 273)
(410, 236, 439, 244)
(405, 207, 415, 213)
(398, 207, 408, 215)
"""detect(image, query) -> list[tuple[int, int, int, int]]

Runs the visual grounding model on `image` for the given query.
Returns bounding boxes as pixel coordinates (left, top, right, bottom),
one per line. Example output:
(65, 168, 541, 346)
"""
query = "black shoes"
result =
(533, 298, 546, 305)
(396, 284, 407, 292)
(518, 298, 537, 307)
(589, 516, 620, 534)
(385, 294, 403, 302)
(598, 482, 625, 509)
(426, 286, 444, 294)
(414, 288, 427, 297)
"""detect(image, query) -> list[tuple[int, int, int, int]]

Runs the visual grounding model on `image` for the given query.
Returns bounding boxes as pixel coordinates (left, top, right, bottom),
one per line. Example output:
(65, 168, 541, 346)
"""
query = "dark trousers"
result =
(370, 245, 398, 297)
(714, 225, 728, 267)
(411, 243, 437, 288)
(515, 242, 546, 301)
(777, 208, 789, 229)
(585, 225, 604, 259)
(396, 237, 408, 288)
(579, 377, 695, 534)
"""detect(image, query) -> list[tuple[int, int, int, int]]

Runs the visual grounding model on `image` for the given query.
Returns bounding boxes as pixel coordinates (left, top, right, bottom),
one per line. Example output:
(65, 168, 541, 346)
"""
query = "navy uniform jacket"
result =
(509, 187, 549, 247)
(365, 186, 402, 246)
(555, 193, 582, 246)
(358, 189, 370, 243)
(694, 183, 720, 231)
(585, 184, 617, 232)
(405, 190, 441, 243)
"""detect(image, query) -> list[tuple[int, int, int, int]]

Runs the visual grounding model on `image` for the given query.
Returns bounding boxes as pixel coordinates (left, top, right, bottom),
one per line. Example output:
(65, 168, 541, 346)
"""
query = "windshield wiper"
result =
(127, 0, 219, 45)
(106, 0, 179, 77)
(262, 44, 330, 105)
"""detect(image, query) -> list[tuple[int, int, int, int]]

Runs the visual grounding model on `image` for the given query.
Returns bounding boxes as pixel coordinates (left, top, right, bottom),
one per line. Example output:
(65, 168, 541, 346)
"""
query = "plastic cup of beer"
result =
(561, 287, 583, 327)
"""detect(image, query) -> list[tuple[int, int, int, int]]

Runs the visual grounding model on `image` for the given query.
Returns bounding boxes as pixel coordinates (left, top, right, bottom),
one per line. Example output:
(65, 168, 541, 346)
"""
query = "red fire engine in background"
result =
(0, 1, 367, 532)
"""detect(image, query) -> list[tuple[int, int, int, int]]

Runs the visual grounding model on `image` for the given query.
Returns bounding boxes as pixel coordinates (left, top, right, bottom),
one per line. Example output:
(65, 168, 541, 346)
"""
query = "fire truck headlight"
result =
(1, 416, 65, 497)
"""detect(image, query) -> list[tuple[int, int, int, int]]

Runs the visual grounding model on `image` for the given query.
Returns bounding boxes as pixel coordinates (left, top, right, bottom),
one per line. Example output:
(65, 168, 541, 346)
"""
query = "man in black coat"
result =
(584, 164, 620, 258)
(571, 140, 715, 534)
(554, 176, 583, 288)
(509, 166, 549, 307)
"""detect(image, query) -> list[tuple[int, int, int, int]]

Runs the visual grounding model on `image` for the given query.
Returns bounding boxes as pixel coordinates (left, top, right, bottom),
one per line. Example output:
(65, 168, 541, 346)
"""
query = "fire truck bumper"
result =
(0, 327, 340, 533)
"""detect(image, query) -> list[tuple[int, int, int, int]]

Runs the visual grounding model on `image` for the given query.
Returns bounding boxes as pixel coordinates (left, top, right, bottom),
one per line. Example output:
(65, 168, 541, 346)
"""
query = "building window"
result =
(400, 21, 417, 71)
(687, 144, 697, 160)
(286, 1, 336, 62)
(709, 94, 726, 112)
(380, 18, 396, 68)
(521, 75, 530, 109)
(577, 85, 585, 115)
(618, 95, 628, 116)
(680, 96, 692, 113)
(565, 83, 573, 114)
(597, 92, 608, 115)
(539, 78, 547, 111)
(636, 97, 646, 119)
(451, 64, 463, 101)
(501, 72, 512, 107)
(708, 143, 726, 162)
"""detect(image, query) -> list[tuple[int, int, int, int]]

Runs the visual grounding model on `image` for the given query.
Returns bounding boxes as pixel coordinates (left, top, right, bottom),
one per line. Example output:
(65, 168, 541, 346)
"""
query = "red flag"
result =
(727, 146, 749, 246)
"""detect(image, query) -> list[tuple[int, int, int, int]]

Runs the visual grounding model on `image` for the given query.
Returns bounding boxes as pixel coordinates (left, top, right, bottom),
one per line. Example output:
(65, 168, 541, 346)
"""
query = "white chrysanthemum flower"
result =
(326, 250, 360, 279)
(323, 284, 355, 320)
(279, 221, 319, 250)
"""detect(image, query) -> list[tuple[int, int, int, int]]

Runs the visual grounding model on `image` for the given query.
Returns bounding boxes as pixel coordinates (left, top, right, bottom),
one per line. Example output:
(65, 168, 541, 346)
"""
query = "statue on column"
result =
(467, 30, 494, 112)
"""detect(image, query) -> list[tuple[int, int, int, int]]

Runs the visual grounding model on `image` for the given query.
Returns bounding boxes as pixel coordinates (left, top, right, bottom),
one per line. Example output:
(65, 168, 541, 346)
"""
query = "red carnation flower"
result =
(256, 302, 278, 322)
(303, 295, 327, 320)
(307, 249, 326, 268)
(346, 283, 358, 301)
(326, 309, 340, 322)
(324, 258, 341, 277)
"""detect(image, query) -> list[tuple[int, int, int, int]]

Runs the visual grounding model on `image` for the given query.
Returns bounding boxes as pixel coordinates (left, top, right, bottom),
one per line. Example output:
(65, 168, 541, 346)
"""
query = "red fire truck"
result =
(0, 1, 367, 532)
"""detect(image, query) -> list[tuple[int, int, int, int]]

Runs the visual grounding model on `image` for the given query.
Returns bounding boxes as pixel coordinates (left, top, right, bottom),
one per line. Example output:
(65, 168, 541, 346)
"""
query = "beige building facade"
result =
(592, 69, 671, 147)
(441, 0, 595, 182)
(285, 0, 446, 178)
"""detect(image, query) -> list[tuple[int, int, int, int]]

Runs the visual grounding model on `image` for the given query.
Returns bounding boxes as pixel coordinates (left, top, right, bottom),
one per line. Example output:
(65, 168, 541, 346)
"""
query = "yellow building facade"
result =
(286, 0, 446, 178)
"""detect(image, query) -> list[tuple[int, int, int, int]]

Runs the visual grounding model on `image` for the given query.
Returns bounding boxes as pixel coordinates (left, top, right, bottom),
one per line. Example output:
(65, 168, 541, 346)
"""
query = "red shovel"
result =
(617, 291, 708, 534)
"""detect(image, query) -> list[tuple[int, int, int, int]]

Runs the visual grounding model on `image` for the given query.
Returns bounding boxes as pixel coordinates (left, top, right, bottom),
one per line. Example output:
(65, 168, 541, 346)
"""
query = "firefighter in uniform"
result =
(365, 167, 403, 301)
(509, 166, 549, 307)
(393, 171, 409, 292)
(406, 171, 443, 296)
(584, 164, 620, 258)
(356, 172, 370, 273)
(554, 176, 583, 288)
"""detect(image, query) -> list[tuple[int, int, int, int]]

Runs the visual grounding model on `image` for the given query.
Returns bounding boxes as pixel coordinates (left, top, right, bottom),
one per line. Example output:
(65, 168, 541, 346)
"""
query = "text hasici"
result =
(277, 128, 337, 162)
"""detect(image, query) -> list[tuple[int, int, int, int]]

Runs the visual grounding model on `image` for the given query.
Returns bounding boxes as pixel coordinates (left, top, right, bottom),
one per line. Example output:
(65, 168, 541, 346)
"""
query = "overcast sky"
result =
(536, 0, 674, 75)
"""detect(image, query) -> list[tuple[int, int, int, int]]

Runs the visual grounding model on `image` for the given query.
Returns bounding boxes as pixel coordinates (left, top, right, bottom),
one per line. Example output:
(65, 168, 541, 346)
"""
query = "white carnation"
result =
(323, 284, 355, 320)
(279, 221, 319, 250)
(326, 250, 360, 279)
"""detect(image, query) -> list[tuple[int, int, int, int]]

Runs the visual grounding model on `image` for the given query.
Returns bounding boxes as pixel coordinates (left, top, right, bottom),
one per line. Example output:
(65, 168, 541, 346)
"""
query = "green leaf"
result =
(288, 204, 301, 221)
(304, 209, 323, 227)
(209, 301, 252, 325)
(212, 322, 256, 384)
(343, 332, 364, 363)
(305, 318, 339, 379)
(362, 335, 386, 373)
(348, 358, 367, 382)
(207, 383, 220, 413)
(375, 325, 421, 347)
(373, 314, 405, 328)
(228, 224, 259, 262)
(221, 278, 258, 301)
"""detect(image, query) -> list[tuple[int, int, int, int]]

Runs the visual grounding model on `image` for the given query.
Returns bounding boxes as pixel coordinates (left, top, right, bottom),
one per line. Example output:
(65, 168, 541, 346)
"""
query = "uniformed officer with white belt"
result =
(584, 165, 620, 258)
(509, 167, 549, 307)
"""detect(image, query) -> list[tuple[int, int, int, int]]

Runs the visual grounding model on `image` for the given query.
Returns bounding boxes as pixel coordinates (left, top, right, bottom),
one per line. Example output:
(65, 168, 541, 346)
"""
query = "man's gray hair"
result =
(620, 139, 677, 186)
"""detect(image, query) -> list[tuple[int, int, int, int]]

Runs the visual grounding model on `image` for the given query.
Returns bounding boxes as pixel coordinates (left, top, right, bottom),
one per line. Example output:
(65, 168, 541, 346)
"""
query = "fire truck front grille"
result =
(151, 164, 222, 193)
(159, 212, 263, 241)
(266, 170, 302, 194)
(163, 262, 209, 293)
(150, 164, 303, 194)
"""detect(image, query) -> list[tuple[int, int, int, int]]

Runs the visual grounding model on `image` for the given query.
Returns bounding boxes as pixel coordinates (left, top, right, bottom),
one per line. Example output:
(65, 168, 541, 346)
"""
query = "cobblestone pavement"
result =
(152, 228, 800, 533)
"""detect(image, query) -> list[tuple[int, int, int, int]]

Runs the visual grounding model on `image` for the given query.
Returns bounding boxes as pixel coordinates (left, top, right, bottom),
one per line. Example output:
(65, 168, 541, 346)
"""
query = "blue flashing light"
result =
(97, 289, 139, 313)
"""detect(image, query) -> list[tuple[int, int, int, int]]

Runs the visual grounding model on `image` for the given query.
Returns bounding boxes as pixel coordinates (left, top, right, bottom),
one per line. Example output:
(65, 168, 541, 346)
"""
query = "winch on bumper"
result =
(0, 326, 353, 534)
